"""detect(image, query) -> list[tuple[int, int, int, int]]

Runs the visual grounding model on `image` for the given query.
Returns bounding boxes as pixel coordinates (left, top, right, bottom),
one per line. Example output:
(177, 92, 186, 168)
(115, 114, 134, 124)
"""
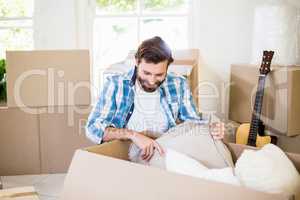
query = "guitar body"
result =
(236, 123, 277, 148)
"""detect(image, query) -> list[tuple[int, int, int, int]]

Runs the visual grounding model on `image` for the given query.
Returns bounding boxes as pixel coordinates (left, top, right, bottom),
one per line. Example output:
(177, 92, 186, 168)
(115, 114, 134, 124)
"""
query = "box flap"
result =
(84, 140, 131, 160)
(61, 148, 290, 200)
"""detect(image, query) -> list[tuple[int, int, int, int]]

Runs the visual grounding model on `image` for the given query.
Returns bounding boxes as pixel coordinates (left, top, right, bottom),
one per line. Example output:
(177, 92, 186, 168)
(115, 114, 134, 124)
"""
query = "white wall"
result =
(189, 0, 261, 118)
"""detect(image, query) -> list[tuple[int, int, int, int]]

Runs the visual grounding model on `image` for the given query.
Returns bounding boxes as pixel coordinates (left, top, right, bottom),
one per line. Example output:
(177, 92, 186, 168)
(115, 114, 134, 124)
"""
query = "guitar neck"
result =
(248, 74, 266, 145)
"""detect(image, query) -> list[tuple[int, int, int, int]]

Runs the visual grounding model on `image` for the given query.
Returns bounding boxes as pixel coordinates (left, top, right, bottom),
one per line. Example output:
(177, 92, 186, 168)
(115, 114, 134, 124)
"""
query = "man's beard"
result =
(137, 76, 165, 93)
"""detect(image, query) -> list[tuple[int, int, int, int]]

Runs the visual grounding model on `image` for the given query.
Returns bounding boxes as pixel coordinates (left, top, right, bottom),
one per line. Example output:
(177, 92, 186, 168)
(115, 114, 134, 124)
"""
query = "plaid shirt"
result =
(85, 66, 205, 144)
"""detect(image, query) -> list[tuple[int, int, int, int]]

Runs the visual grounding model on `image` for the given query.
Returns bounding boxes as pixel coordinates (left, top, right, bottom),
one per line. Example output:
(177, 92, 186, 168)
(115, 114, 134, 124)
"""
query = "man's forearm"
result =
(102, 127, 135, 142)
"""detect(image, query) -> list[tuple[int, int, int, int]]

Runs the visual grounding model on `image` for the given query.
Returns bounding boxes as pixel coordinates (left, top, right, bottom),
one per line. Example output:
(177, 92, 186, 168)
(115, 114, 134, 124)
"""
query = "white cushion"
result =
(166, 148, 240, 186)
(235, 144, 300, 199)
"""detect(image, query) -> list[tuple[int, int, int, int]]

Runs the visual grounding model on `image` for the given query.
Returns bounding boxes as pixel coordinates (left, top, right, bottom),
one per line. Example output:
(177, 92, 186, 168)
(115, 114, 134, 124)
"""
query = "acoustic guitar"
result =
(236, 51, 277, 148)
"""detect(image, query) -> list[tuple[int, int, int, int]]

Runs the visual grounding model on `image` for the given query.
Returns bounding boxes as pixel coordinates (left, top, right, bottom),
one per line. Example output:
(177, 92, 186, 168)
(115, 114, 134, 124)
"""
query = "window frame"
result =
(0, 16, 33, 29)
(91, 0, 192, 55)
(0, 12, 34, 58)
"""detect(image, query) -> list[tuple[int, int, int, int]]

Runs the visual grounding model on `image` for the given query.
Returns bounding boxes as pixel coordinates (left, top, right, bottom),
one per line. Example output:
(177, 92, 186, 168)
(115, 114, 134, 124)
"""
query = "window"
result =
(92, 0, 190, 68)
(0, 0, 34, 59)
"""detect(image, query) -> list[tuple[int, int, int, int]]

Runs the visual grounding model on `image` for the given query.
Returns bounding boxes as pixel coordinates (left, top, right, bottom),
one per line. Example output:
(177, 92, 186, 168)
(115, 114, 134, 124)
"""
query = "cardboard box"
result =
(276, 134, 300, 154)
(172, 49, 201, 110)
(61, 140, 300, 200)
(0, 50, 92, 175)
(1, 50, 93, 175)
(229, 64, 300, 136)
(0, 186, 39, 200)
(6, 50, 91, 108)
(0, 107, 41, 176)
(0, 106, 93, 175)
(38, 105, 93, 173)
(104, 49, 201, 110)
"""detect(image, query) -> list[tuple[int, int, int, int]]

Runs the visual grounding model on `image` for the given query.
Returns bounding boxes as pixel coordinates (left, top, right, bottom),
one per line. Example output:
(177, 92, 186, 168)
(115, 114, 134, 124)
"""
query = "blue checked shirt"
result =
(85, 66, 205, 144)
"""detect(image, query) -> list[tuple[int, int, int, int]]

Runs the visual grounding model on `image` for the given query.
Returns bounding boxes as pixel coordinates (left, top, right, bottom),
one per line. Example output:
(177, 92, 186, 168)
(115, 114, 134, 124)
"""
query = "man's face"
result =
(136, 59, 168, 92)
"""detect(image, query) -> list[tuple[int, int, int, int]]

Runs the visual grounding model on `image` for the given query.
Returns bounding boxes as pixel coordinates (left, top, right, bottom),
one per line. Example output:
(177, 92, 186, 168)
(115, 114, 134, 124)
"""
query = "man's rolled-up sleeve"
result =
(85, 77, 118, 144)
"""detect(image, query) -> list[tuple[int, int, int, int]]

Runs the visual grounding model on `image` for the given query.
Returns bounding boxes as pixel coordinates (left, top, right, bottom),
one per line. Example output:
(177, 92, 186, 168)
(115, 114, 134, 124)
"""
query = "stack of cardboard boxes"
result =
(0, 50, 93, 176)
(0, 48, 201, 176)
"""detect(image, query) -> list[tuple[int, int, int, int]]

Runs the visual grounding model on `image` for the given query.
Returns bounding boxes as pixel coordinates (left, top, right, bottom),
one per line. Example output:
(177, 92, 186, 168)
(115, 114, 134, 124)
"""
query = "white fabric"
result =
(166, 148, 240, 186)
(235, 144, 300, 200)
(126, 80, 168, 136)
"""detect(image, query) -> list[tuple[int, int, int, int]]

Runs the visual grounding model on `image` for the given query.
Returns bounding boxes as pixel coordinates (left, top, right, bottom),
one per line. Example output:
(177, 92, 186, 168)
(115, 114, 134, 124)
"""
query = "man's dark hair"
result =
(135, 36, 174, 66)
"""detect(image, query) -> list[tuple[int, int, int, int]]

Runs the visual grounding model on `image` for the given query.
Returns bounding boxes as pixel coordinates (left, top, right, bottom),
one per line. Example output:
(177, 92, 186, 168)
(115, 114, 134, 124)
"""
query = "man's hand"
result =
(209, 122, 225, 140)
(129, 132, 164, 161)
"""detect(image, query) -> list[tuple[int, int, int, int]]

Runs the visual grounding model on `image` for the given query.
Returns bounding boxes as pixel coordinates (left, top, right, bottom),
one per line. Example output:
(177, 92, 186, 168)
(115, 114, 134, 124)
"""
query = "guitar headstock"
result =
(260, 50, 274, 75)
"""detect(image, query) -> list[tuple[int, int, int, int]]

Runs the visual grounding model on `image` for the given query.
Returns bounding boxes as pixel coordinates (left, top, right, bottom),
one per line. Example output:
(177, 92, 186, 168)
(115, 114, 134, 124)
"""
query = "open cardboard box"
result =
(105, 49, 201, 110)
(61, 140, 300, 200)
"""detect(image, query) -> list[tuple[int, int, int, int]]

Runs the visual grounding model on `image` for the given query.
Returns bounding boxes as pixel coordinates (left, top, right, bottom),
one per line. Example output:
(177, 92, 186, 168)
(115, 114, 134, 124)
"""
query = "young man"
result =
(86, 36, 224, 161)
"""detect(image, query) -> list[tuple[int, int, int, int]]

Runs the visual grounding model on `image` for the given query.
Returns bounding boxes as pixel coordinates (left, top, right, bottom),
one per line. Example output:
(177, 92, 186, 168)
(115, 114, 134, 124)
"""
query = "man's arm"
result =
(85, 76, 118, 144)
